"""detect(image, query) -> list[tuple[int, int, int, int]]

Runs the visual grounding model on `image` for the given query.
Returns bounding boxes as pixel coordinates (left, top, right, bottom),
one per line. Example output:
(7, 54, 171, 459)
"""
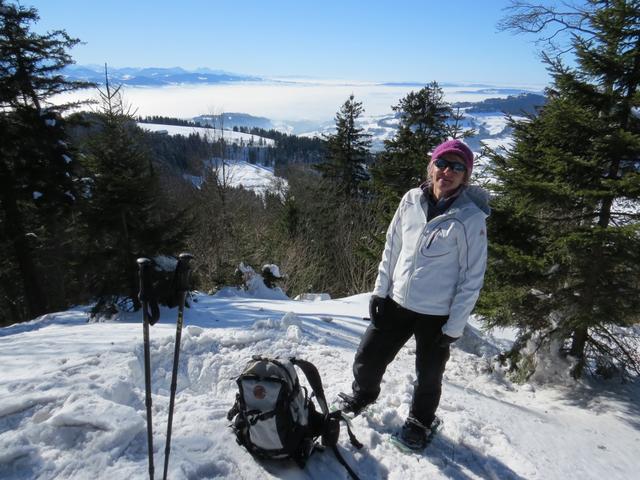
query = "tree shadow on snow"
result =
(258, 442, 389, 480)
(362, 414, 528, 480)
(426, 434, 528, 480)
(446, 383, 549, 420)
(552, 377, 640, 432)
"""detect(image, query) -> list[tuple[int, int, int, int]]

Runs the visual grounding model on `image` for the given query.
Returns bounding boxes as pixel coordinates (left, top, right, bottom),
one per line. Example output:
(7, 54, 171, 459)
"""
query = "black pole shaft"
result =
(162, 253, 193, 480)
(138, 258, 155, 480)
(143, 314, 155, 480)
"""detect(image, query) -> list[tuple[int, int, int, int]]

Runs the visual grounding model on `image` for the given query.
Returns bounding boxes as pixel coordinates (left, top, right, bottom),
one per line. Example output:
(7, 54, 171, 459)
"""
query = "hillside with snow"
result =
(184, 160, 284, 196)
(136, 105, 519, 154)
(297, 109, 521, 153)
(1, 288, 637, 479)
(137, 106, 521, 198)
(137, 123, 275, 147)
(138, 122, 282, 195)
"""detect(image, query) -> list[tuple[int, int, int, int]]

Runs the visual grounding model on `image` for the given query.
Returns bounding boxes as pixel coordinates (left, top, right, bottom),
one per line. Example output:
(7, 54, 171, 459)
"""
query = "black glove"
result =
(369, 295, 386, 321)
(435, 331, 458, 348)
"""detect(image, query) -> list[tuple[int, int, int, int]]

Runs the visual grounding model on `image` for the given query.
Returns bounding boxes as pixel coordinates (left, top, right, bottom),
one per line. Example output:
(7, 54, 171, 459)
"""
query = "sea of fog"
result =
(51, 79, 546, 122)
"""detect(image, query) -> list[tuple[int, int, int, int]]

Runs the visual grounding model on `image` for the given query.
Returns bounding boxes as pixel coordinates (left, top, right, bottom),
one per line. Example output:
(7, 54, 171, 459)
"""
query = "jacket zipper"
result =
(425, 228, 442, 249)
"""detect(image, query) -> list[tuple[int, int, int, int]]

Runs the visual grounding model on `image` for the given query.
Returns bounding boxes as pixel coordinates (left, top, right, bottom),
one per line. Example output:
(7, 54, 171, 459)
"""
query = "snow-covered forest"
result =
(1, 0, 639, 478)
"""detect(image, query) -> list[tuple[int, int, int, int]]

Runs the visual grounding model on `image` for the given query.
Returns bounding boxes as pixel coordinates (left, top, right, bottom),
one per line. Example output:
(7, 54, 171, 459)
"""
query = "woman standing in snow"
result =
(339, 139, 490, 450)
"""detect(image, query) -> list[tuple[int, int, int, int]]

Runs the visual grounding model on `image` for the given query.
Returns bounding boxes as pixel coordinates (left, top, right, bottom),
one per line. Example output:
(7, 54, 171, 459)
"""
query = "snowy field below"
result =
(183, 160, 284, 196)
(137, 122, 275, 147)
(1, 292, 638, 479)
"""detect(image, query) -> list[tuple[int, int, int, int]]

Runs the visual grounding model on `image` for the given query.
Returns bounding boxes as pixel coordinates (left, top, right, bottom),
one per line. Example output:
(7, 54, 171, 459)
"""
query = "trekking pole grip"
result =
(175, 253, 194, 293)
(137, 257, 160, 325)
(137, 257, 152, 301)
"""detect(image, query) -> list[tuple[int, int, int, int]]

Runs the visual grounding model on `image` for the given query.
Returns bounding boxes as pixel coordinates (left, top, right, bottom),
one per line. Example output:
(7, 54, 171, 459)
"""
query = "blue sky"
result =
(25, 0, 551, 86)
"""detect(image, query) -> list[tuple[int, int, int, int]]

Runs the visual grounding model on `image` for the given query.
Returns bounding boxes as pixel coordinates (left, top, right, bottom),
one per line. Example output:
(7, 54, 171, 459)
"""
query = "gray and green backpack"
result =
(227, 356, 362, 479)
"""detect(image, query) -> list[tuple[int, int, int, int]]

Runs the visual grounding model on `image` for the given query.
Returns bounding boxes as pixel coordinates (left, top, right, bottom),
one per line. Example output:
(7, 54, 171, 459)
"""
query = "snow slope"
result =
(1, 292, 638, 479)
(183, 160, 284, 196)
(299, 110, 518, 153)
(137, 122, 282, 195)
(137, 122, 275, 147)
(210, 161, 283, 196)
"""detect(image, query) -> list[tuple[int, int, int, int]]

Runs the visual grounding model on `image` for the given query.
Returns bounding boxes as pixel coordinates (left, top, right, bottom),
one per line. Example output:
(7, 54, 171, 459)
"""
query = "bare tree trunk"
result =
(569, 326, 588, 378)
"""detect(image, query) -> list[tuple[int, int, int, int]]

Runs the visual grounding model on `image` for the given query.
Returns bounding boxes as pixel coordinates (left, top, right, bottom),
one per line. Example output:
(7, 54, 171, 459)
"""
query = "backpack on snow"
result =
(227, 355, 362, 480)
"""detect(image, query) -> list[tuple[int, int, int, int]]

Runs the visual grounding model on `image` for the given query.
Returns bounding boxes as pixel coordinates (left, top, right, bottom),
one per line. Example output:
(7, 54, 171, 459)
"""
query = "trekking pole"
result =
(138, 257, 160, 480)
(162, 253, 194, 480)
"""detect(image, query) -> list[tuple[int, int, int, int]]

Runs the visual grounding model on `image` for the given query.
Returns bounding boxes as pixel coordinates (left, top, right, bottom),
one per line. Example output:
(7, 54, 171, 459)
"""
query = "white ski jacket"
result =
(372, 186, 490, 338)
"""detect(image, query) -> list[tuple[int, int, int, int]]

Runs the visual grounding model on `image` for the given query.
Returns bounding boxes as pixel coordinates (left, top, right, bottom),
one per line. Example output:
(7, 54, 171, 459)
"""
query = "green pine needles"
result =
(481, 0, 640, 380)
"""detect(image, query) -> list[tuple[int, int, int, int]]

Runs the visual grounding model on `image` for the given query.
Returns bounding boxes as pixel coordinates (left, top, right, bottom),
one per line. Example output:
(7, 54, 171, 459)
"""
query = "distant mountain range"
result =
(63, 65, 262, 86)
(63, 66, 545, 97)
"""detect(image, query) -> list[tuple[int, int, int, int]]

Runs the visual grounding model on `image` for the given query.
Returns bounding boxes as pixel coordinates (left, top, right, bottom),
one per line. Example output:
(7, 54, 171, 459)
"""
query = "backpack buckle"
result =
(322, 416, 340, 446)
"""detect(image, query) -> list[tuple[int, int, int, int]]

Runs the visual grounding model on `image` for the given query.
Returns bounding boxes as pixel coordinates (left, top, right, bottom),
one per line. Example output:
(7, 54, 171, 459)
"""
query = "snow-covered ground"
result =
(1, 290, 638, 479)
(300, 110, 517, 154)
(138, 122, 282, 196)
(183, 160, 284, 196)
(210, 161, 283, 196)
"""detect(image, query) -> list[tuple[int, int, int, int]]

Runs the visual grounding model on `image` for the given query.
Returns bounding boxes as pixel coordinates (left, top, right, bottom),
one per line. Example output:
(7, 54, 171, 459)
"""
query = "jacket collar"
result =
(418, 184, 491, 224)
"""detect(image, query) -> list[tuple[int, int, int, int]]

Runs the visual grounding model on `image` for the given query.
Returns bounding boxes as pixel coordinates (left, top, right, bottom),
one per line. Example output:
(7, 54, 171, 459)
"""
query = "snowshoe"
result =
(389, 416, 443, 453)
(334, 392, 371, 418)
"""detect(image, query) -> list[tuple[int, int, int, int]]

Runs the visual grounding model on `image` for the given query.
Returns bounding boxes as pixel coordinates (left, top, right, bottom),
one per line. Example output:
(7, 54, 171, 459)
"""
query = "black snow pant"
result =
(352, 296, 450, 427)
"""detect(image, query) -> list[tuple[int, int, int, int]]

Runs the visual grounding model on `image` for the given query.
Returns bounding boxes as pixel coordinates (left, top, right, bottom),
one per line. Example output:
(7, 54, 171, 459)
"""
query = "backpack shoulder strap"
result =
(290, 358, 362, 449)
(289, 357, 329, 414)
(290, 358, 362, 480)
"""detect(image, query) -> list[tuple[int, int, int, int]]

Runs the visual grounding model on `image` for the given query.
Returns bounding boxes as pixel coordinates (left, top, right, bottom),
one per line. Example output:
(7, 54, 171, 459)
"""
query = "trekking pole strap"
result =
(144, 301, 160, 326)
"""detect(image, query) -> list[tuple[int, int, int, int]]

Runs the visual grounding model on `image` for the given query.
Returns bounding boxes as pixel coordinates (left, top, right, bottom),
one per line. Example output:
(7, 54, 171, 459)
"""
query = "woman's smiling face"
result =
(430, 153, 467, 199)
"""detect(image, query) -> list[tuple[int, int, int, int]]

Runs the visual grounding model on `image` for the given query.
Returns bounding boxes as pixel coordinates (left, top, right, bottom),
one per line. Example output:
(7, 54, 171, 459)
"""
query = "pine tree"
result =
(0, 0, 90, 322)
(316, 94, 371, 198)
(481, 0, 640, 379)
(79, 69, 186, 316)
(371, 82, 472, 206)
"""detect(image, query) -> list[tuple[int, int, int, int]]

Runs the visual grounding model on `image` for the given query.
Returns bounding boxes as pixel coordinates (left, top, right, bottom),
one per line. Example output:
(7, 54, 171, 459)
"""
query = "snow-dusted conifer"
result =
(316, 94, 371, 198)
(0, 0, 91, 322)
(371, 82, 452, 205)
(482, 0, 640, 379)
(79, 67, 187, 316)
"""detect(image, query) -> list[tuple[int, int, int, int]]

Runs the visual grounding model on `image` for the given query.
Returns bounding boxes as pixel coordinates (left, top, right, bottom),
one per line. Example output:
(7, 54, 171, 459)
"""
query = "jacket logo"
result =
(253, 384, 266, 399)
